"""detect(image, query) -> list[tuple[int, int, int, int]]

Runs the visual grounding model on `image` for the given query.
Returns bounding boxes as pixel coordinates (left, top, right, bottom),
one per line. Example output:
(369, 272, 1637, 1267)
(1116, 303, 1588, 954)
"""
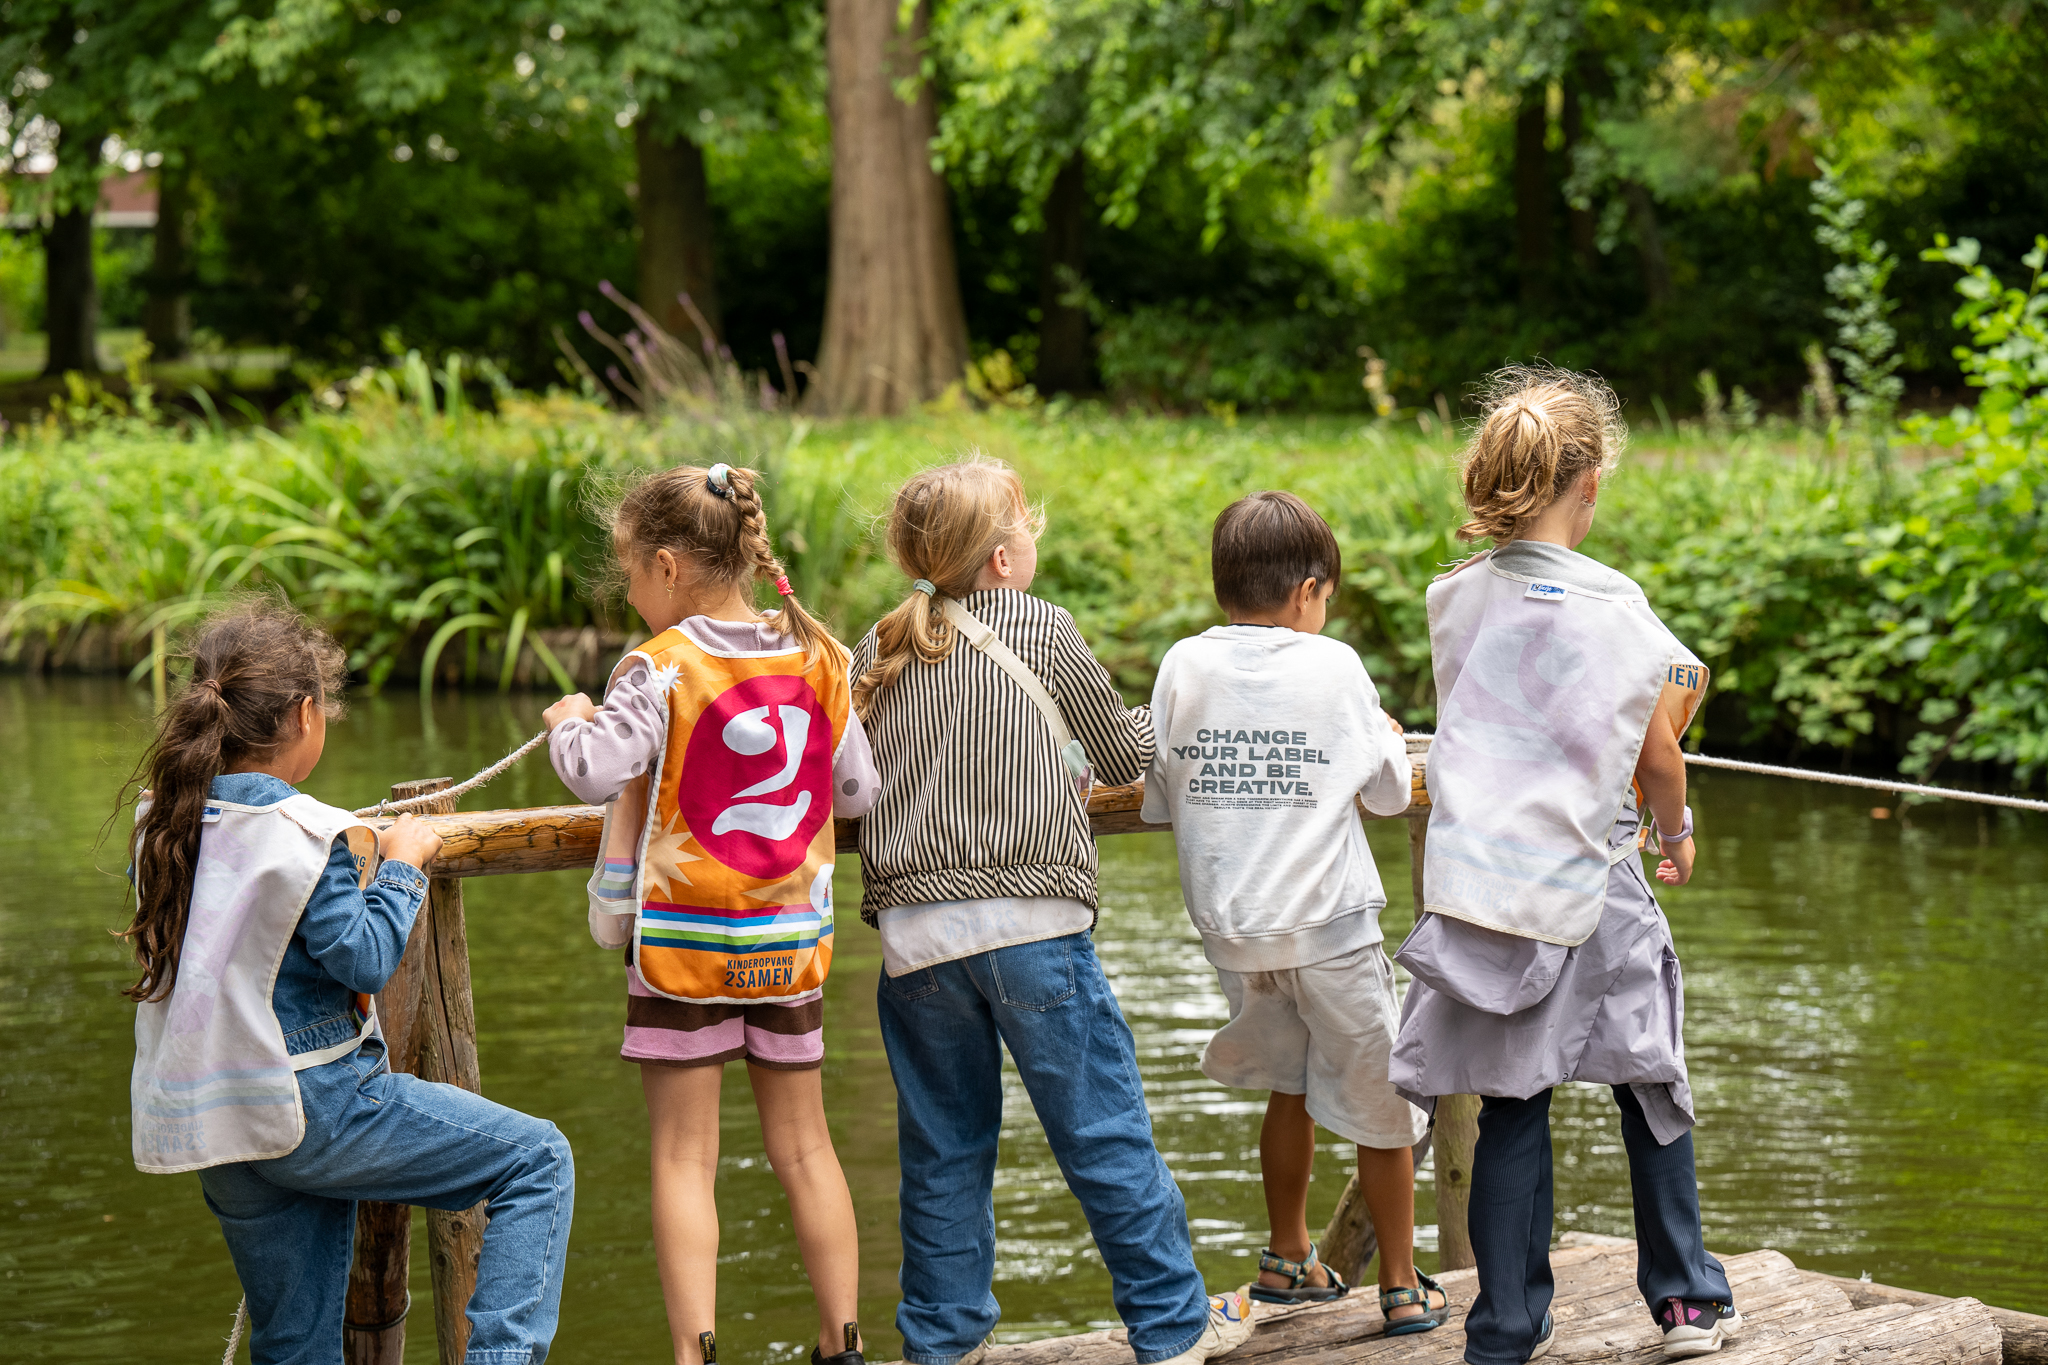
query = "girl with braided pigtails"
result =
(543, 462, 879, 1365)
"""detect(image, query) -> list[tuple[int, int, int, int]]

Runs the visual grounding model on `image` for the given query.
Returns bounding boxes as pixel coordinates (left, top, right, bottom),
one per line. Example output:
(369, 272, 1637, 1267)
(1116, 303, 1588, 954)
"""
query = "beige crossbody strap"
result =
(939, 597, 1090, 779)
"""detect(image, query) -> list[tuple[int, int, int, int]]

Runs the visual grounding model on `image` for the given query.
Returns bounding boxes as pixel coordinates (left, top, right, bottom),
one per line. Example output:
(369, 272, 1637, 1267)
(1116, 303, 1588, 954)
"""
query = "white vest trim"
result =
(131, 793, 378, 1174)
(1422, 550, 1705, 947)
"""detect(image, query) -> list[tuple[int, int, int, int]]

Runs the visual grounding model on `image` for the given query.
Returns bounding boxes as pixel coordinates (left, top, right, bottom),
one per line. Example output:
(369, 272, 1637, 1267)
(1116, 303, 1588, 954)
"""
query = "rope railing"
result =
(352, 730, 550, 817)
(1683, 752, 2048, 813)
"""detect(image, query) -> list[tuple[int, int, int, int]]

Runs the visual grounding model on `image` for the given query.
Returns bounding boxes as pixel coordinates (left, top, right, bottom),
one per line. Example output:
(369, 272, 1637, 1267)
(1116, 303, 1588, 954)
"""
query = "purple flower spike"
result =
(578, 310, 597, 333)
(600, 280, 621, 300)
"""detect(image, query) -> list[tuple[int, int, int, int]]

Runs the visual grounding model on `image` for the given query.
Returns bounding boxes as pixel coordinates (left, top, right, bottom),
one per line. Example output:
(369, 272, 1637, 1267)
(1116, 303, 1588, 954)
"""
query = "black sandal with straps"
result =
(1248, 1243, 1351, 1304)
(1379, 1270, 1448, 1336)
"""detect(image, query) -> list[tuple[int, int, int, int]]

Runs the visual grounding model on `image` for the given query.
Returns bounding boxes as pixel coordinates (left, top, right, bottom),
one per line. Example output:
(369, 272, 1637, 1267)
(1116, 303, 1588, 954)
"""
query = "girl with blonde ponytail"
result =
(544, 460, 878, 1365)
(850, 456, 1255, 1365)
(1390, 365, 1738, 1361)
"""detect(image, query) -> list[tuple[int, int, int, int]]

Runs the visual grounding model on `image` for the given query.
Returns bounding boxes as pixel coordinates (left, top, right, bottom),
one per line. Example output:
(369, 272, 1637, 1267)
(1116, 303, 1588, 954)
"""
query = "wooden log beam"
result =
(1802, 1272, 2048, 1365)
(387, 743, 1435, 879)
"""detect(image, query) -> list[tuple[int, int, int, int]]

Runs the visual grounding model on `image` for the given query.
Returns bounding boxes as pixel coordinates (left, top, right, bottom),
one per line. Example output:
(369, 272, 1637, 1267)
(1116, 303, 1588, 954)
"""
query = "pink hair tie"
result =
(775, 575, 794, 597)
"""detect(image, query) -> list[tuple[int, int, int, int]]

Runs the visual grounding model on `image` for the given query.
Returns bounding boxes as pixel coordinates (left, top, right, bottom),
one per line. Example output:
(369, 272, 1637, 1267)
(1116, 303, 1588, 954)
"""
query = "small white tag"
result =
(200, 805, 224, 824)
(1524, 581, 1568, 603)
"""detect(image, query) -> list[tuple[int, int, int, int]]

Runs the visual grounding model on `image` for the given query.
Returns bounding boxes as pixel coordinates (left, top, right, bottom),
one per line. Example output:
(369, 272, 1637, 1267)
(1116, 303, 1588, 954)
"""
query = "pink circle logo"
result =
(677, 674, 834, 880)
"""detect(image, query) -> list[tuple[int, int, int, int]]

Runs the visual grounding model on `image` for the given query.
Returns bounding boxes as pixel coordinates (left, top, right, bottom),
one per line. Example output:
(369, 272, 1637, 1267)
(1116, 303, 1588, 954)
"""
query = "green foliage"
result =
(1811, 159, 1905, 433)
(1871, 235, 2048, 780)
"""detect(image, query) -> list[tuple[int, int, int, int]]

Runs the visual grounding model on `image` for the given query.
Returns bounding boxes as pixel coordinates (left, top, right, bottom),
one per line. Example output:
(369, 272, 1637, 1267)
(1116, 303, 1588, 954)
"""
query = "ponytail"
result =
(118, 605, 349, 1002)
(852, 456, 1041, 717)
(1457, 364, 1625, 543)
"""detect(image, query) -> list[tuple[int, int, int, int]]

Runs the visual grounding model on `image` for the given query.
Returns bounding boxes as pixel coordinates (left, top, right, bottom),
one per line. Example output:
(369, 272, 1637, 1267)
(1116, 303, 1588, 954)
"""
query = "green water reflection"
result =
(3, 678, 2044, 1362)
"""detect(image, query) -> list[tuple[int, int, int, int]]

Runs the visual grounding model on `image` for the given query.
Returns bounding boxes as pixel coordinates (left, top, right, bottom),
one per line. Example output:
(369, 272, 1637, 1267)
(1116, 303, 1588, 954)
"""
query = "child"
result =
(1388, 366, 1737, 1362)
(122, 605, 573, 1364)
(1141, 491, 1445, 1333)
(543, 462, 877, 1365)
(850, 457, 1254, 1365)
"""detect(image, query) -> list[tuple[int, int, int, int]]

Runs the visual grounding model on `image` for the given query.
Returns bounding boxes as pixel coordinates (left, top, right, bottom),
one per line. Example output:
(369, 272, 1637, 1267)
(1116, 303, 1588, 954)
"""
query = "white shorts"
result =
(1203, 942, 1428, 1150)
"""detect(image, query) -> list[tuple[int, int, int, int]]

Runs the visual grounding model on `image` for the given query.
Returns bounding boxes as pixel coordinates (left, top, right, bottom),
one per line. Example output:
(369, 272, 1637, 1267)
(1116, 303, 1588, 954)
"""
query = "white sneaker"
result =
(1654, 1297, 1726, 1358)
(1527, 1311, 1556, 1361)
(1152, 1289, 1256, 1365)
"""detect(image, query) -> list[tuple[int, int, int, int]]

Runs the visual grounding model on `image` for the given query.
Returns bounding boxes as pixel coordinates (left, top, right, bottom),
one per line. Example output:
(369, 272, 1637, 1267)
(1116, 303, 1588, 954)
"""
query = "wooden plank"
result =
(1802, 1272, 2048, 1365)
(392, 746, 1434, 878)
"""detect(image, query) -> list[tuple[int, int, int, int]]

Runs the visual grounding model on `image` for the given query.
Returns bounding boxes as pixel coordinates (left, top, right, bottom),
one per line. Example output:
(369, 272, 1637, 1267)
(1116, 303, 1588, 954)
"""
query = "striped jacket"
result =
(849, 589, 1154, 924)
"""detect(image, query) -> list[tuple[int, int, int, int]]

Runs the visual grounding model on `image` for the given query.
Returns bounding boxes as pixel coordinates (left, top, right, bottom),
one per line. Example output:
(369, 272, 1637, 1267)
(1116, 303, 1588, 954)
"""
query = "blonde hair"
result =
(852, 456, 1044, 716)
(607, 463, 843, 667)
(1457, 364, 1626, 543)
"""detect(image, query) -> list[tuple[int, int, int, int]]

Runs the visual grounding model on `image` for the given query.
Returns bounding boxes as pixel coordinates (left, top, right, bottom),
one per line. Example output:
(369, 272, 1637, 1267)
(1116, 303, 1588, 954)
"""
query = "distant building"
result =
(1, 171, 159, 229)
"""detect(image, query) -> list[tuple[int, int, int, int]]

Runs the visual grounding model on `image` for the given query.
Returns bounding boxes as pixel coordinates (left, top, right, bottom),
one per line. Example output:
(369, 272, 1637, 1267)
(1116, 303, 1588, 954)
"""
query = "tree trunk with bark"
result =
(634, 114, 723, 353)
(1036, 152, 1090, 394)
(43, 206, 100, 377)
(1623, 180, 1672, 314)
(1514, 89, 1554, 308)
(1560, 82, 1597, 272)
(814, 0, 969, 415)
(143, 158, 193, 361)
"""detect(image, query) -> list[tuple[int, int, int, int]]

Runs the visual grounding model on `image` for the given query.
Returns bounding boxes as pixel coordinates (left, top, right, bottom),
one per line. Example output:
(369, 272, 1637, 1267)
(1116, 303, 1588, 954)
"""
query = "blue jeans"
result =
(877, 932, 1209, 1365)
(196, 1039, 574, 1365)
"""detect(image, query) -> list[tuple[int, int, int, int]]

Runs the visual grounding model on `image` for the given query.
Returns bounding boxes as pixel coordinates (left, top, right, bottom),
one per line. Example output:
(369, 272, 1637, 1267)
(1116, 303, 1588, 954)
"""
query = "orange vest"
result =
(603, 626, 850, 1003)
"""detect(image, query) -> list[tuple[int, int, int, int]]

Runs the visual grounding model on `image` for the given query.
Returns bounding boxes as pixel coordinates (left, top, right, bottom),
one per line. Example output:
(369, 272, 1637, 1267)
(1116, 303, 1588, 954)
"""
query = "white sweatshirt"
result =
(1141, 626, 1411, 972)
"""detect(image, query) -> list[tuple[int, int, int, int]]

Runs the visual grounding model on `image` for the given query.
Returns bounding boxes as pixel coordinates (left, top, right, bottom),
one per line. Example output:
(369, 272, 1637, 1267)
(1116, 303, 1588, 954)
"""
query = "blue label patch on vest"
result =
(1524, 581, 1568, 603)
(201, 806, 223, 823)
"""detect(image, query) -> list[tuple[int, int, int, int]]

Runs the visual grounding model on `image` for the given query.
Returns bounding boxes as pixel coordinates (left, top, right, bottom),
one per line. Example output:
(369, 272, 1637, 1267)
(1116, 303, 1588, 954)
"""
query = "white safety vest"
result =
(131, 794, 380, 1174)
(1422, 549, 1706, 946)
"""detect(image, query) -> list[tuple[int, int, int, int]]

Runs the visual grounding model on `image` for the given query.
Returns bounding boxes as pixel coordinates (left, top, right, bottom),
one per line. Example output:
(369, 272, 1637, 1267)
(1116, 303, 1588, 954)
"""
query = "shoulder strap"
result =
(939, 597, 1088, 777)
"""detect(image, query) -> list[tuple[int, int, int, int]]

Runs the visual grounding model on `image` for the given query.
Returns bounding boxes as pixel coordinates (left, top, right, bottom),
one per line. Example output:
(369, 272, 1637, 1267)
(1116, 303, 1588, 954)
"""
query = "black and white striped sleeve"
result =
(1048, 608, 1154, 787)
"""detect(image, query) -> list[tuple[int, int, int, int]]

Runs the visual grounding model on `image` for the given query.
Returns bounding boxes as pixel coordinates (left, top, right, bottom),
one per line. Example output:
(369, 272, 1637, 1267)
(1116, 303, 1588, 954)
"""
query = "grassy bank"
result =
(3, 319, 2044, 785)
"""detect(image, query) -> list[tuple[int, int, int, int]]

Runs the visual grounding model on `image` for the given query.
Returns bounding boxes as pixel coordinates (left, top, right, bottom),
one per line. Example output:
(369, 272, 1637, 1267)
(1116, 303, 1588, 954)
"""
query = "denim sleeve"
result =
(298, 836, 430, 995)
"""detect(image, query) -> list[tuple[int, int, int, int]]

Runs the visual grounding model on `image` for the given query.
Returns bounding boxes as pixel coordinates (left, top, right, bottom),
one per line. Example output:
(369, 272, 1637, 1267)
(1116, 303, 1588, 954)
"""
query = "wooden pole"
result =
(409, 782, 487, 1365)
(1408, 798, 1479, 1272)
(342, 777, 450, 1365)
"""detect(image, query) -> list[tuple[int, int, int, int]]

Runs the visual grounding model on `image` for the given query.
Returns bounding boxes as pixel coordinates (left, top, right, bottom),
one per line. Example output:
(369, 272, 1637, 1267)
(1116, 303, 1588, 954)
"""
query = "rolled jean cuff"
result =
(1132, 1318, 1210, 1365)
(466, 1351, 541, 1365)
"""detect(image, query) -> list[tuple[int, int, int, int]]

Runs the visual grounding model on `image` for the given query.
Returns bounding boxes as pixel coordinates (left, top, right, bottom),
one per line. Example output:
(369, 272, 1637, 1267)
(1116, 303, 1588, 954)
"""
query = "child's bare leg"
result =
(645, 1063, 726, 1365)
(749, 1064, 862, 1356)
(1258, 1091, 1334, 1290)
(1356, 1143, 1436, 1320)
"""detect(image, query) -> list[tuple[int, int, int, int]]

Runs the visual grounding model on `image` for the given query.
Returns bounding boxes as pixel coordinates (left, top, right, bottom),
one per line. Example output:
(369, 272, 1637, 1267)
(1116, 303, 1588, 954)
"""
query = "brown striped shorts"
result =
(622, 964, 825, 1070)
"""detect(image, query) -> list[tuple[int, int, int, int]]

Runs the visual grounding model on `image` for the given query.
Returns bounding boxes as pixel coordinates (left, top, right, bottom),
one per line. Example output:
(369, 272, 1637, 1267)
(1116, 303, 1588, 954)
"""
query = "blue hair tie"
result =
(706, 463, 734, 499)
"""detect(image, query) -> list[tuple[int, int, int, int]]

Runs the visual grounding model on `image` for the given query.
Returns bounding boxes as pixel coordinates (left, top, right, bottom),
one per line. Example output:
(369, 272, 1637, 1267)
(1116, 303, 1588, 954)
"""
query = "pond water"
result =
(3, 677, 2044, 1362)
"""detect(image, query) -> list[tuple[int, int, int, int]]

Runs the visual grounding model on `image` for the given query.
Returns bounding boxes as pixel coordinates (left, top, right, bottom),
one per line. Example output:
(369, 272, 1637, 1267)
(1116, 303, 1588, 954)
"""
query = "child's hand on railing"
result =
(379, 812, 445, 871)
(542, 693, 597, 731)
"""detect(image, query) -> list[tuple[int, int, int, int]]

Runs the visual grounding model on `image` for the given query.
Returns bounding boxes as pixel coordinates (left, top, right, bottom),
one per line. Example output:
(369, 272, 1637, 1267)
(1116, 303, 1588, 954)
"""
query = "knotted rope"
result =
(1684, 752, 2048, 813)
(351, 729, 551, 817)
(222, 1297, 248, 1363)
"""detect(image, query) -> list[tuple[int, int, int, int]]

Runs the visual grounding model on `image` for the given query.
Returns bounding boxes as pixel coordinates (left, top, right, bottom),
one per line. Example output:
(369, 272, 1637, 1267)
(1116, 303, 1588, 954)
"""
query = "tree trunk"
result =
(634, 114, 723, 354)
(43, 206, 100, 376)
(1514, 88, 1553, 307)
(1036, 151, 1090, 394)
(143, 158, 193, 361)
(815, 0, 970, 415)
(1622, 180, 1672, 314)
(1560, 82, 1596, 271)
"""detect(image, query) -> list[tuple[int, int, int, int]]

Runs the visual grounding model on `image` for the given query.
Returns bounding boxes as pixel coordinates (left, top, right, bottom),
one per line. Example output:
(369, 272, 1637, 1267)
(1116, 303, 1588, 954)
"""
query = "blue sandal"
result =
(1248, 1243, 1351, 1304)
(1380, 1269, 1448, 1336)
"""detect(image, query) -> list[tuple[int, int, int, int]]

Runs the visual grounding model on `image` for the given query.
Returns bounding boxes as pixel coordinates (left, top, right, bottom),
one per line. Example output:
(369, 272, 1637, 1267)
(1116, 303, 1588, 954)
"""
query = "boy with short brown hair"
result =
(1142, 490, 1444, 1334)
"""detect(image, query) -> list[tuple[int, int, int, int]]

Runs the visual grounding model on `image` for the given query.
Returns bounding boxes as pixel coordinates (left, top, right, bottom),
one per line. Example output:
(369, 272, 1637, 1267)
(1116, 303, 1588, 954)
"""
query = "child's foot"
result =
(1378, 1270, 1448, 1335)
(1154, 1289, 1256, 1365)
(1527, 1312, 1556, 1361)
(1250, 1243, 1349, 1304)
(1654, 1298, 1731, 1357)
(812, 1322, 865, 1365)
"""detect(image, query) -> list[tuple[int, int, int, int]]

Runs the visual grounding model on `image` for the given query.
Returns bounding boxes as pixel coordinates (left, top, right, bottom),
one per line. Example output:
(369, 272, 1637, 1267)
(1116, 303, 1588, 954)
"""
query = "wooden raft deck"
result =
(970, 1237, 2016, 1365)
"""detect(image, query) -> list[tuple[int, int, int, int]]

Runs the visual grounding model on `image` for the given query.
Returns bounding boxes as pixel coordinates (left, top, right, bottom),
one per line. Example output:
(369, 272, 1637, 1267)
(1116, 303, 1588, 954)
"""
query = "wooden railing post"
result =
(1401, 747, 1479, 1273)
(411, 784, 487, 1365)
(343, 776, 449, 1365)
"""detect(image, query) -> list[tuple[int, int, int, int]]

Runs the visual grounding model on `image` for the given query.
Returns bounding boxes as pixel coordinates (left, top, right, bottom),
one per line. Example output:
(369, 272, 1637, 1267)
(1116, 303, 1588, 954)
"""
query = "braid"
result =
(725, 467, 844, 670)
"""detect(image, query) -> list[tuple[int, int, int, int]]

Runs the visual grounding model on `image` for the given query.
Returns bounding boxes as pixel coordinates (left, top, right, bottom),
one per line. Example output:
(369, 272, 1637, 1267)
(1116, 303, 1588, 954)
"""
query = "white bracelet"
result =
(1658, 805, 1694, 848)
